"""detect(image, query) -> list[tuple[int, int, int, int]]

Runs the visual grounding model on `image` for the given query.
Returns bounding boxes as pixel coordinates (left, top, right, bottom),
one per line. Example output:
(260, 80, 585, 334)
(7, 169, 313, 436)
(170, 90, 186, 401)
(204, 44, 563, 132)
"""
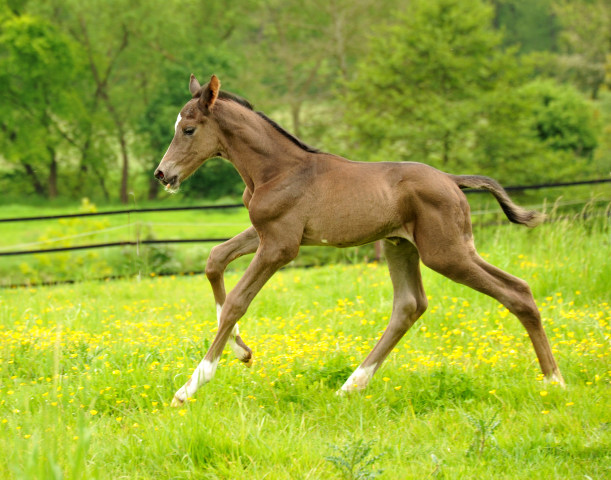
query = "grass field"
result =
(0, 213, 609, 479)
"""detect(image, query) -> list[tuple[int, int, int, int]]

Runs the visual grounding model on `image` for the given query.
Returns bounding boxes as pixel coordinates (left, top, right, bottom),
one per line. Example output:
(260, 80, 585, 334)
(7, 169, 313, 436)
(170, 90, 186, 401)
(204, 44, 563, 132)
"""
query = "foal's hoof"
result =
(170, 395, 185, 407)
(545, 371, 566, 389)
(336, 385, 362, 396)
(234, 336, 253, 365)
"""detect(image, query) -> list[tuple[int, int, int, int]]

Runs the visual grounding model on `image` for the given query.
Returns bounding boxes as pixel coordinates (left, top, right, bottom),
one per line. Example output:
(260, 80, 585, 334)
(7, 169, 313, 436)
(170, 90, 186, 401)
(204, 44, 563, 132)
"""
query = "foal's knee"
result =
(263, 243, 299, 268)
(205, 245, 226, 282)
(395, 295, 428, 329)
(410, 296, 428, 320)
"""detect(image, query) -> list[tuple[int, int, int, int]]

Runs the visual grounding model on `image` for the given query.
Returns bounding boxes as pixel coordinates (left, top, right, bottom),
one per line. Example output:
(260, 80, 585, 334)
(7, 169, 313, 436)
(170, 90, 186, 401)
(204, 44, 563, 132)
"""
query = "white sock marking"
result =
(194, 358, 219, 385)
(175, 357, 219, 402)
(340, 364, 377, 392)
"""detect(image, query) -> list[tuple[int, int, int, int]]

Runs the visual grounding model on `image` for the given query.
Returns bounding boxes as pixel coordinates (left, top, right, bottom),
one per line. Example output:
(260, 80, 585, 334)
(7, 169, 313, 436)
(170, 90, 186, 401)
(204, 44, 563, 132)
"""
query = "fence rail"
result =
(462, 178, 611, 193)
(0, 238, 233, 256)
(0, 203, 244, 223)
(1, 178, 609, 258)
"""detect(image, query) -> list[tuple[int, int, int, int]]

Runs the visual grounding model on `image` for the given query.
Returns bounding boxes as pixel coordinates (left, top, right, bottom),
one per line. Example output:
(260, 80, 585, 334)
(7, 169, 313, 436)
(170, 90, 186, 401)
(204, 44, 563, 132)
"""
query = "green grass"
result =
(0, 212, 609, 479)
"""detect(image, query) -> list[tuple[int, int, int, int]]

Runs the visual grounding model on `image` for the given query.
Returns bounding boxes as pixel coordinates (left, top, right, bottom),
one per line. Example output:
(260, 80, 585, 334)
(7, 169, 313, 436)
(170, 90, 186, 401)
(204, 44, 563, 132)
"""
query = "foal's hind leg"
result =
(420, 241, 564, 385)
(340, 239, 428, 392)
(205, 226, 259, 364)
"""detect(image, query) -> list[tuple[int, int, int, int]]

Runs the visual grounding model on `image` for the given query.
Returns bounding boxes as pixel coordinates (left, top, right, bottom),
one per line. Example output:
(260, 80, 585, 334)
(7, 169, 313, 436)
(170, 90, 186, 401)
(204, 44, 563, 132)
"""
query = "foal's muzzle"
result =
(154, 168, 177, 188)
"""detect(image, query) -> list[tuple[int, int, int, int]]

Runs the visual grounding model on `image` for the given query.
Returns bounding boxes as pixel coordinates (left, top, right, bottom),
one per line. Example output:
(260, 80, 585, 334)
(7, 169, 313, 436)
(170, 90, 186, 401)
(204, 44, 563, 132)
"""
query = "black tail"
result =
(451, 175, 545, 227)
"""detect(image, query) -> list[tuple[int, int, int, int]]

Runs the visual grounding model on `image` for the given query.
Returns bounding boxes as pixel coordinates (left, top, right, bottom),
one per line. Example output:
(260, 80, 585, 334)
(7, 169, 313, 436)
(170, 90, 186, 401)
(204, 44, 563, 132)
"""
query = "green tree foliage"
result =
(241, 0, 402, 138)
(35, 0, 180, 204)
(0, 5, 82, 198)
(343, 0, 601, 183)
(494, 0, 559, 53)
(521, 79, 598, 158)
(0, 0, 607, 203)
(344, 0, 518, 173)
(552, 0, 610, 99)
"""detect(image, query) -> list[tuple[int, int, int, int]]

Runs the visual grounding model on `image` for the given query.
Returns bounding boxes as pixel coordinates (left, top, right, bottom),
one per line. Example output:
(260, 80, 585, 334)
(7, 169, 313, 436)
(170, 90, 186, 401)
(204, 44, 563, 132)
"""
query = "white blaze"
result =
(174, 113, 182, 132)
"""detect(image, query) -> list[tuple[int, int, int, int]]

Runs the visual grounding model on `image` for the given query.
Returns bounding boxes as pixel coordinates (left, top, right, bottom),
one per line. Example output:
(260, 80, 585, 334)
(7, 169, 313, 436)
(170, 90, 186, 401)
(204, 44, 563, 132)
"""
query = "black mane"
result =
(218, 90, 321, 154)
(218, 90, 254, 110)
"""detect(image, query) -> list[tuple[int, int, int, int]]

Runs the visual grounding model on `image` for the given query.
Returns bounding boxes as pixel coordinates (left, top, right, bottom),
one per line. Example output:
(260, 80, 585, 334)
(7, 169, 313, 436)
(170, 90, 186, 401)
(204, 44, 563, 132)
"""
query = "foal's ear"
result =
(198, 74, 221, 112)
(189, 74, 201, 96)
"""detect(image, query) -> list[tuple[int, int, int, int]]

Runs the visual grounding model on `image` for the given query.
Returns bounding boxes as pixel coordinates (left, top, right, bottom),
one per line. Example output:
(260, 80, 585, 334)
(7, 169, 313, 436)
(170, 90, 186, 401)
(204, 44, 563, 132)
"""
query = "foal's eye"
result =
(183, 127, 196, 136)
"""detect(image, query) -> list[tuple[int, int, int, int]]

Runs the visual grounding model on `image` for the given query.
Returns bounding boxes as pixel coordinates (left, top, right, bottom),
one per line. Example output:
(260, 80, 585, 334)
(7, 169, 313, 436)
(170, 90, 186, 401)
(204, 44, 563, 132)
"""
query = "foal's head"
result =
(154, 74, 223, 192)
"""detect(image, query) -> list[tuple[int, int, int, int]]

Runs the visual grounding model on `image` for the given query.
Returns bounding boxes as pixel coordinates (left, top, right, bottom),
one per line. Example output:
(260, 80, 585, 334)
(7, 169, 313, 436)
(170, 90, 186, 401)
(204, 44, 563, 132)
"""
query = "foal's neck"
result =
(216, 101, 311, 190)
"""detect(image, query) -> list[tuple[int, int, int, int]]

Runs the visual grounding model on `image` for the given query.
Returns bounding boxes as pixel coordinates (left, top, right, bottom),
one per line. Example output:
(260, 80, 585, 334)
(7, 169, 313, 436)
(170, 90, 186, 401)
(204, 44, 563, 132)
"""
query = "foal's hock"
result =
(154, 74, 564, 406)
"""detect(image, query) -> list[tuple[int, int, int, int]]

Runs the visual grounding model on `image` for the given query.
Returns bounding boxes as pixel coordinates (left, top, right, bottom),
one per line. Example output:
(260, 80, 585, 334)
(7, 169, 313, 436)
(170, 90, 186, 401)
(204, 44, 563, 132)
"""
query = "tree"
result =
(239, 0, 402, 140)
(342, 0, 601, 184)
(475, 79, 600, 182)
(552, 0, 610, 99)
(1, 0, 603, 202)
(521, 79, 598, 157)
(0, 6, 82, 198)
(55, 0, 157, 204)
(134, 0, 253, 200)
(30, 0, 196, 203)
(344, 0, 524, 173)
(31, 0, 257, 202)
(493, 0, 559, 53)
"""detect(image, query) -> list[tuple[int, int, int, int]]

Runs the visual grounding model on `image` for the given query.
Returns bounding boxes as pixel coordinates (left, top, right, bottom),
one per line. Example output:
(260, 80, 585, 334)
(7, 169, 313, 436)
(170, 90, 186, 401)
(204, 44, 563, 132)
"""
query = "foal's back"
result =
(294, 156, 465, 248)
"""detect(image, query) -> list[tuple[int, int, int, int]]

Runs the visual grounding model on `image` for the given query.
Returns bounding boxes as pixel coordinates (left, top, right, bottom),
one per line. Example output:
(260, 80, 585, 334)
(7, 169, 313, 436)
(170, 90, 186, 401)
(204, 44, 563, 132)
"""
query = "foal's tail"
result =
(450, 174, 545, 228)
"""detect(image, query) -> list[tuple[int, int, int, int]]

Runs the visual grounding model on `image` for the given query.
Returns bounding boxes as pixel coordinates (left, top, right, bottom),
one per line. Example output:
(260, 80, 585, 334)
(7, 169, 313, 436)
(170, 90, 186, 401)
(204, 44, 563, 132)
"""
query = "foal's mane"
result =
(217, 91, 321, 154)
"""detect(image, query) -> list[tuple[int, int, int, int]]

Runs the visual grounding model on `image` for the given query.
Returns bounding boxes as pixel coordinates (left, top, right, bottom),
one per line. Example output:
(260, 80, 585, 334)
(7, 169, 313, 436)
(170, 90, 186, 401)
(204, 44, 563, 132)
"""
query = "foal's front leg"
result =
(205, 227, 259, 364)
(172, 238, 299, 405)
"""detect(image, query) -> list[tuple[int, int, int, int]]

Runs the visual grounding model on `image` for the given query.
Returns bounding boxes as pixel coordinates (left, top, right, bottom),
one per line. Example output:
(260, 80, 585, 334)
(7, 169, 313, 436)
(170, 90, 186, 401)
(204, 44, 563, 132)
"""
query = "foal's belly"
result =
(296, 159, 421, 247)
(300, 193, 408, 248)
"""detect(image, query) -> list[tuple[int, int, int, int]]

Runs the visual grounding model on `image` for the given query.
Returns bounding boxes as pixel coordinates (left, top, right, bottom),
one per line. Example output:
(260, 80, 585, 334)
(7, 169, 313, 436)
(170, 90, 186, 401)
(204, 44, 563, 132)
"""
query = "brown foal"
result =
(154, 74, 564, 406)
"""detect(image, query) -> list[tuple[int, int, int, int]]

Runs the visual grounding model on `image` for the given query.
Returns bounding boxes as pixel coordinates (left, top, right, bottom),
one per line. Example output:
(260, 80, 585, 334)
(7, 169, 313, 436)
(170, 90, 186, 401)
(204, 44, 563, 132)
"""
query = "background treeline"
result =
(0, 0, 609, 205)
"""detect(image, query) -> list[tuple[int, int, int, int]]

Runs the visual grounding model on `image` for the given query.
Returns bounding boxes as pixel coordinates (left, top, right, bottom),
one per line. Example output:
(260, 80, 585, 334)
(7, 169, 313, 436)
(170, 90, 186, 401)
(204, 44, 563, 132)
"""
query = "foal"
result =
(154, 74, 564, 405)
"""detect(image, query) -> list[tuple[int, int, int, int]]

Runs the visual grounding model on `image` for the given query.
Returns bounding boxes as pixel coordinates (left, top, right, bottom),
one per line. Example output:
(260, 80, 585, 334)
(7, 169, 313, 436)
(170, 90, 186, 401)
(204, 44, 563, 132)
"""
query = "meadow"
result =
(0, 211, 609, 479)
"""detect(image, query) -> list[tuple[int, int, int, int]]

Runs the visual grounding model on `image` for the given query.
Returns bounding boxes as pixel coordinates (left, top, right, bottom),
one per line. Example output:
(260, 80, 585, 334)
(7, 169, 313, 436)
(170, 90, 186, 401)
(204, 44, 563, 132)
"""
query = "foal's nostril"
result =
(155, 169, 165, 180)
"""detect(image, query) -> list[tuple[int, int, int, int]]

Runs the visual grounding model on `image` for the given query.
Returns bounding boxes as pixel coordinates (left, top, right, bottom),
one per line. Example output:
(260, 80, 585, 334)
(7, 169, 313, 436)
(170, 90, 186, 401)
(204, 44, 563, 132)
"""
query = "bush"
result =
(519, 79, 599, 158)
